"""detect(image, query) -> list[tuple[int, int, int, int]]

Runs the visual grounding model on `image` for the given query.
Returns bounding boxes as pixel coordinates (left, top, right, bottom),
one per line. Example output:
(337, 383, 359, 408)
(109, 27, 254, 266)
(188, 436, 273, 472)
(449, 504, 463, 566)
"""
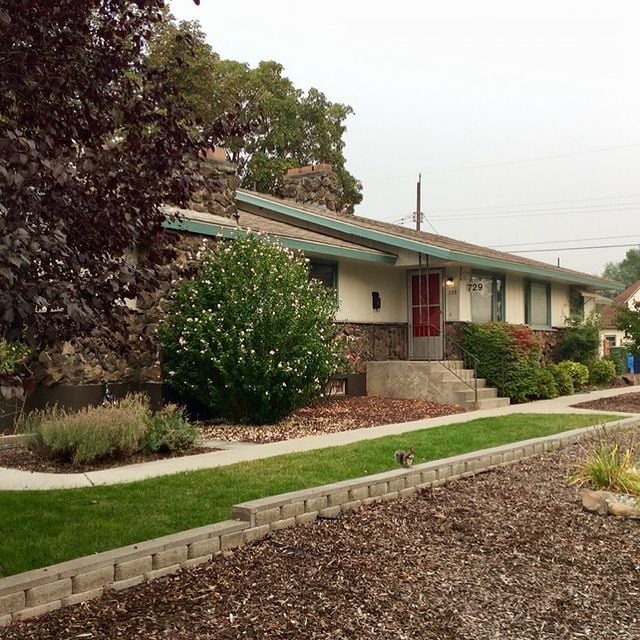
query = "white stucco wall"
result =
(504, 273, 524, 324)
(333, 259, 590, 331)
(335, 261, 407, 323)
(551, 282, 571, 328)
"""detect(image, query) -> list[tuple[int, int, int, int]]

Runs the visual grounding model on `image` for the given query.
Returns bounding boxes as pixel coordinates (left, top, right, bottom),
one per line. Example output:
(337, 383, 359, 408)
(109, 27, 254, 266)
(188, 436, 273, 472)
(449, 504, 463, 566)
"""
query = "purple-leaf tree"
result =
(0, 0, 227, 345)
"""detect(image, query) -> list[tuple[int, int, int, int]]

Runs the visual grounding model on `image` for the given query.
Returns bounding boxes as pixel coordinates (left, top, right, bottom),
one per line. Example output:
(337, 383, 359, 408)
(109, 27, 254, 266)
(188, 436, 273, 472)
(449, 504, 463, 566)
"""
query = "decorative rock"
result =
(579, 488, 640, 518)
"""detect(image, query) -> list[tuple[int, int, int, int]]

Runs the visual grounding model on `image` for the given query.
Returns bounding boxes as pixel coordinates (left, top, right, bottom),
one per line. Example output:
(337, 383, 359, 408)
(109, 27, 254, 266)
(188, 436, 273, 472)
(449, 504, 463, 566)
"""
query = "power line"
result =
(511, 242, 640, 254)
(492, 234, 640, 249)
(364, 143, 640, 184)
(430, 205, 639, 222)
(377, 192, 640, 224)
(425, 192, 640, 215)
(421, 143, 640, 176)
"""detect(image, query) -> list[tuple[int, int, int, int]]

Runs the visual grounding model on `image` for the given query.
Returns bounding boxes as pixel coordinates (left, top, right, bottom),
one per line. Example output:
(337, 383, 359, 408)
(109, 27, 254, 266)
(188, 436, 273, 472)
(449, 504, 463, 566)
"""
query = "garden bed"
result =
(3, 427, 639, 639)
(200, 395, 470, 443)
(0, 396, 468, 473)
(0, 444, 219, 474)
(571, 390, 640, 413)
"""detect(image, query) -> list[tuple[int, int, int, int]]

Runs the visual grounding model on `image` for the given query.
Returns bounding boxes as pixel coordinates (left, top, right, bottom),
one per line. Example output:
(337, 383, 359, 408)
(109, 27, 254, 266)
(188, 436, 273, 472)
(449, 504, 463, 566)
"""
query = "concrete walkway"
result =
(1, 385, 638, 491)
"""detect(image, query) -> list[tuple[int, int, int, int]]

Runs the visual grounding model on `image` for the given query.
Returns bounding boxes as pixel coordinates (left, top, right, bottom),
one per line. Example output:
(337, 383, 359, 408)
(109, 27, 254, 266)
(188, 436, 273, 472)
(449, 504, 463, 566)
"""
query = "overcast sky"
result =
(169, 0, 640, 275)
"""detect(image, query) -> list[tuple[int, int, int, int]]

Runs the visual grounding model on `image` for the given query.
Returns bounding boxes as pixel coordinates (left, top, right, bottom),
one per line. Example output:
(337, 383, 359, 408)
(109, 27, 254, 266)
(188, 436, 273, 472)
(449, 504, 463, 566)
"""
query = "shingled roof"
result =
(236, 189, 623, 290)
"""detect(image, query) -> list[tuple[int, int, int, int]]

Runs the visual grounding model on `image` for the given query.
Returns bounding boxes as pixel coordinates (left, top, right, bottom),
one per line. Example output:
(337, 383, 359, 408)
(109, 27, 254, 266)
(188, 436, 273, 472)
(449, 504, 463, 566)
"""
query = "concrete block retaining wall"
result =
(0, 422, 629, 626)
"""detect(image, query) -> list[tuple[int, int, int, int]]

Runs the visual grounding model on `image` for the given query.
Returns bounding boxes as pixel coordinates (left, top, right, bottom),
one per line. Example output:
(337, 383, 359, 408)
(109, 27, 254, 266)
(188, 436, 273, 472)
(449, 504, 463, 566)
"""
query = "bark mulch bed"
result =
(4, 428, 640, 639)
(200, 395, 469, 444)
(572, 391, 640, 414)
(0, 445, 218, 474)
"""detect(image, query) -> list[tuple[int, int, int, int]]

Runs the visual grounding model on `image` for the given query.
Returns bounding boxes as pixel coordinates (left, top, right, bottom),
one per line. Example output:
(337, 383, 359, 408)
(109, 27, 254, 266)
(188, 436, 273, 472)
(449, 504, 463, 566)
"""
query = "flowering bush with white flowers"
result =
(159, 233, 344, 424)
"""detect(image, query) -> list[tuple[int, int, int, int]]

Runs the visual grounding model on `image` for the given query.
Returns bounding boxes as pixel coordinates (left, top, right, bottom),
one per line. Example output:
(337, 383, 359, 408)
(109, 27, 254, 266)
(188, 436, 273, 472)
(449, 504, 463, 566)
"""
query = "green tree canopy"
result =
(147, 18, 363, 212)
(602, 248, 640, 285)
(615, 300, 640, 356)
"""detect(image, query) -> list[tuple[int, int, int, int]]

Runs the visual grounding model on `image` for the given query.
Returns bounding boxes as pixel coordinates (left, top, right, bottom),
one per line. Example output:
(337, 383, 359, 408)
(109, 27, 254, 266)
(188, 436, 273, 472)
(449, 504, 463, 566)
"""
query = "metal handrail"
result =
(423, 324, 479, 403)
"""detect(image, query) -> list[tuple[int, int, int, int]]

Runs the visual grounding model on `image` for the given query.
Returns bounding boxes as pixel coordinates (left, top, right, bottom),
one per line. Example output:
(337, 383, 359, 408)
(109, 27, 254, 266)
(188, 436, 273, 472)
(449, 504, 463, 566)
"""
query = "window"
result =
(525, 281, 551, 327)
(470, 273, 504, 322)
(569, 287, 584, 318)
(309, 261, 337, 290)
(605, 335, 617, 349)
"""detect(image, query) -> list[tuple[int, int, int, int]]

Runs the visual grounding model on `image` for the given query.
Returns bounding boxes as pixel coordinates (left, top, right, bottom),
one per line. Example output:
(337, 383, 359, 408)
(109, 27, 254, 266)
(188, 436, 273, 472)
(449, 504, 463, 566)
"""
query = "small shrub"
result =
(557, 360, 589, 390)
(609, 347, 628, 375)
(589, 358, 617, 386)
(536, 365, 559, 399)
(20, 394, 150, 464)
(569, 433, 640, 496)
(545, 362, 574, 396)
(462, 322, 541, 403)
(556, 312, 601, 365)
(143, 404, 199, 453)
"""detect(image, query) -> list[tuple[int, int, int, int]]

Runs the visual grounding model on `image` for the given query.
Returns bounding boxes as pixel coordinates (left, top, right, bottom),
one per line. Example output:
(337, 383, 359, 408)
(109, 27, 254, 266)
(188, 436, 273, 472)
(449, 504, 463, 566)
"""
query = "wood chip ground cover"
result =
(200, 396, 469, 444)
(4, 427, 640, 639)
(572, 391, 640, 414)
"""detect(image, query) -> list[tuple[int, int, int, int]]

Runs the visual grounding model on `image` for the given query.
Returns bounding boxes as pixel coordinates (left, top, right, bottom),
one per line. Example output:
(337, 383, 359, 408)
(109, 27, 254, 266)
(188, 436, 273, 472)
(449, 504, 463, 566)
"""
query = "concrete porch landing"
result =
(366, 360, 511, 410)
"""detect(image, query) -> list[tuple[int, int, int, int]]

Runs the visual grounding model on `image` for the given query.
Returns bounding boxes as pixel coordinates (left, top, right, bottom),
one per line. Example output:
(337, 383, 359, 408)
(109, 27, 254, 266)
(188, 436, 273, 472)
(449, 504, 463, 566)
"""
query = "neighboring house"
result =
(165, 168, 623, 372)
(598, 280, 640, 355)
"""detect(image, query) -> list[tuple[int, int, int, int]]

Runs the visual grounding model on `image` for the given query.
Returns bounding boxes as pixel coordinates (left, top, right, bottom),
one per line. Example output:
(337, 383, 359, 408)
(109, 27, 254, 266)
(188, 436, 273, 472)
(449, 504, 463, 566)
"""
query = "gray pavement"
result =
(1, 385, 638, 491)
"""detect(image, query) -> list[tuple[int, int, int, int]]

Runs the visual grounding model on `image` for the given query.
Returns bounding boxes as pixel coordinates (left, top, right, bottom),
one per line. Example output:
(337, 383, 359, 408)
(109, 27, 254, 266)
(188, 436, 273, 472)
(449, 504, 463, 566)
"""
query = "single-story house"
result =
(160, 164, 623, 407)
(166, 178, 622, 361)
(22, 162, 624, 415)
(599, 280, 640, 355)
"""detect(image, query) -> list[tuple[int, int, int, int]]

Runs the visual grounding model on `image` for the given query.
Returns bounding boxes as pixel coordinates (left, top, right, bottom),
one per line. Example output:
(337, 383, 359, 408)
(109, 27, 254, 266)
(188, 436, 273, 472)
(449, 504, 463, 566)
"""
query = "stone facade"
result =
(33, 234, 220, 386)
(280, 164, 341, 213)
(187, 153, 239, 219)
(337, 322, 408, 374)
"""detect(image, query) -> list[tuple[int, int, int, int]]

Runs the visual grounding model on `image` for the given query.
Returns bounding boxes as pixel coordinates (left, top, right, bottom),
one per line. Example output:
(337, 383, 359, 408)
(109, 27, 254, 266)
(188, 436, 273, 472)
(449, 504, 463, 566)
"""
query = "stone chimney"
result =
(280, 164, 341, 213)
(187, 148, 240, 219)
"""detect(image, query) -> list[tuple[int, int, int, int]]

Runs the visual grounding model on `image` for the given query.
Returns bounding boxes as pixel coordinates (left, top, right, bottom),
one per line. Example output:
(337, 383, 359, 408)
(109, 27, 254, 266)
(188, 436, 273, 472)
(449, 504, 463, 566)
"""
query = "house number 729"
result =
(467, 283, 484, 292)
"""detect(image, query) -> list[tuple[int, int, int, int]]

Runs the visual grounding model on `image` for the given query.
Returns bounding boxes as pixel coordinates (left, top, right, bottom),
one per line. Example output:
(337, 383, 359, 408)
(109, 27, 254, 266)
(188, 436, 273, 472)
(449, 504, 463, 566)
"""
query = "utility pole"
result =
(416, 173, 422, 232)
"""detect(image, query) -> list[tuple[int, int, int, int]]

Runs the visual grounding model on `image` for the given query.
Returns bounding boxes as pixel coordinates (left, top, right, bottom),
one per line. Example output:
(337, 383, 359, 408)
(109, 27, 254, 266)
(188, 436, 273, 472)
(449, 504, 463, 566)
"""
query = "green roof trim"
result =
(163, 218, 396, 265)
(236, 191, 621, 291)
(236, 191, 452, 260)
(445, 252, 614, 289)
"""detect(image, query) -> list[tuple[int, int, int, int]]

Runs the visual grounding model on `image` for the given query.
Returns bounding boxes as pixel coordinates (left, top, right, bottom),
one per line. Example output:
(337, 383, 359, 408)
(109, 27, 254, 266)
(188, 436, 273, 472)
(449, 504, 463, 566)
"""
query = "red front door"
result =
(410, 272, 443, 359)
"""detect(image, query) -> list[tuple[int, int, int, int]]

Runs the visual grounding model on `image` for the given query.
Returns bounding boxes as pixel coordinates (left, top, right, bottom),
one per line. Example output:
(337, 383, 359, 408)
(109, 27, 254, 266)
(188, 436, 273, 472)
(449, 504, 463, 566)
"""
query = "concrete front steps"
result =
(366, 360, 510, 410)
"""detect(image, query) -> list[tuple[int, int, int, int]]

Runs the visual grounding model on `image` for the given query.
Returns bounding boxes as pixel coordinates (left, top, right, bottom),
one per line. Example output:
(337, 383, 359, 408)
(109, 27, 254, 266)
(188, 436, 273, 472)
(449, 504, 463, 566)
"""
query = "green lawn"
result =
(0, 413, 622, 578)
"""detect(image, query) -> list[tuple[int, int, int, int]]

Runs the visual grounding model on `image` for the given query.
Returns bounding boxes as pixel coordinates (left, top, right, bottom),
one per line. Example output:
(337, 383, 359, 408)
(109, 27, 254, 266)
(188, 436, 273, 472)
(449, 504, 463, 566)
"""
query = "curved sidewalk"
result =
(1, 385, 638, 491)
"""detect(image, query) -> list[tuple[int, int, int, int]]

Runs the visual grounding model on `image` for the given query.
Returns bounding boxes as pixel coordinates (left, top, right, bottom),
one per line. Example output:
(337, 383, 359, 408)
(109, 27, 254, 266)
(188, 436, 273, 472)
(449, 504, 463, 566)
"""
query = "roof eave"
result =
(235, 191, 622, 291)
(162, 218, 396, 265)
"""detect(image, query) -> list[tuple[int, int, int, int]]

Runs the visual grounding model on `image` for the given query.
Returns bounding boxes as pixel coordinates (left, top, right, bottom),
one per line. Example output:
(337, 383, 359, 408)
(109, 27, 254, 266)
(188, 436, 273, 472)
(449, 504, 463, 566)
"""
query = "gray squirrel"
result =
(394, 448, 415, 468)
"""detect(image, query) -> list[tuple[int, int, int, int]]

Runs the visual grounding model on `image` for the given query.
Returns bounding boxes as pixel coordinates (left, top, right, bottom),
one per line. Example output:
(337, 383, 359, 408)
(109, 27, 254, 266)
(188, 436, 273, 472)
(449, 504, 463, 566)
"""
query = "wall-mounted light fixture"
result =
(445, 277, 455, 288)
(372, 291, 381, 310)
